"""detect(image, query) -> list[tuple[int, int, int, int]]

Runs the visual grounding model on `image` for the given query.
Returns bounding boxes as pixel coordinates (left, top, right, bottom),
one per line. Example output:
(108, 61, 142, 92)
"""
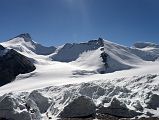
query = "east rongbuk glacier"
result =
(0, 33, 159, 120)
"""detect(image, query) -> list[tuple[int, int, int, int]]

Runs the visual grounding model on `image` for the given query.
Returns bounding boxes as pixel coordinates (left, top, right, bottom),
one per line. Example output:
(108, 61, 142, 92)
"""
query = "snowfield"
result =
(0, 60, 159, 95)
(0, 34, 159, 119)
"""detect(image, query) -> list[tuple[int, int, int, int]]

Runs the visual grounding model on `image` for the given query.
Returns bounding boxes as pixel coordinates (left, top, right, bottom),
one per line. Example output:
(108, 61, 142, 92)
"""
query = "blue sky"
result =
(0, 0, 159, 46)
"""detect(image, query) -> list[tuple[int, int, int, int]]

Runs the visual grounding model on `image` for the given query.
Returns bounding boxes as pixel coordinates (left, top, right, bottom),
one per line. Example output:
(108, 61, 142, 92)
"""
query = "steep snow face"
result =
(1, 33, 56, 56)
(72, 48, 104, 71)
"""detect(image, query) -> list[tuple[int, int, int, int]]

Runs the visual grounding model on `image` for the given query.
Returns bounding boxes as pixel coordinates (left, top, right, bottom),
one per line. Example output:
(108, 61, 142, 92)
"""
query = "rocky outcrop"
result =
(0, 45, 36, 86)
(28, 90, 51, 113)
(59, 96, 96, 118)
(131, 100, 143, 111)
(100, 51, 108, 73)
(25, 99, 42, 119)
(146, 93, 159, 110)
(97, 97, 142, 118)
(0, 93, 41, 120)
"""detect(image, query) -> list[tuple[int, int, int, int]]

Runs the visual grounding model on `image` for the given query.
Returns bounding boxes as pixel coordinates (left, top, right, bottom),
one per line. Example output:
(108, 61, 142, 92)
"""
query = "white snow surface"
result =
(0, 36, 159, 119)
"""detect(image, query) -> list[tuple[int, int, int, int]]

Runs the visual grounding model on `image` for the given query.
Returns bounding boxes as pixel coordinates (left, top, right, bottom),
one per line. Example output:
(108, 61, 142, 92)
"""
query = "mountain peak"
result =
(15, 33, 32, 42)
(98, 37, 104, 41)
(87, 37, 104, 47)
(2, 33, 56, 55)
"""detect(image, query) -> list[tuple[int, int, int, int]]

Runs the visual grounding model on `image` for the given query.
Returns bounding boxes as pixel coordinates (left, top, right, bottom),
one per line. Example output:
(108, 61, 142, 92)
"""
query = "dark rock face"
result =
(100, 51, 108, 73)
(146, 94, 159, 110)
(97, 97, 142, 118)
(0, 46, 36, 86)
(59, 96, 96, 118)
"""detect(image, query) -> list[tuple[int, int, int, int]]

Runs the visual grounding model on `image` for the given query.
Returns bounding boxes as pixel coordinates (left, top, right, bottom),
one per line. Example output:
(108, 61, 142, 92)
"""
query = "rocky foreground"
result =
(0, 74, 159, 120)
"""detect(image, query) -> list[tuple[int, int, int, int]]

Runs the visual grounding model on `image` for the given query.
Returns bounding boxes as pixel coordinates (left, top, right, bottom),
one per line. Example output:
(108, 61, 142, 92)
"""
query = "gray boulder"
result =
(59, 96, 96, 118)
(97, 97, 142, 118)
(0, 93, 42, 120)
(28, 90, 51, 113)
(25, 99, 42, 119)
(0, 94, 32, 120)
(146, 94, 159, 110)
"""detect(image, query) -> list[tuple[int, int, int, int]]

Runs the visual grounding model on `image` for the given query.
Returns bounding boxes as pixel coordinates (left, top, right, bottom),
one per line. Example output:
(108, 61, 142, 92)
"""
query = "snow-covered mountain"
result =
(1, 33, 56, 56)
(51, 38, 158, 73)
(0, 33, 159, 120)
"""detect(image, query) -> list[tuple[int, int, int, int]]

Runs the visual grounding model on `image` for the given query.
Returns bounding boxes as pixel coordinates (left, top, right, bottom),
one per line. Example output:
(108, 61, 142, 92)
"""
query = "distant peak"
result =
(134, 42, 159, 48)
(15, 33, 32, 42)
